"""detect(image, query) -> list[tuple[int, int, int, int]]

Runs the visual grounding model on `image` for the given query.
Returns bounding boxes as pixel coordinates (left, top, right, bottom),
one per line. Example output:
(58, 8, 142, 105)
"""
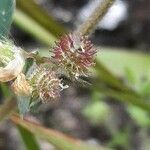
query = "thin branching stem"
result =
(76, 0, 115, 36)
(11, 113, 109, 150)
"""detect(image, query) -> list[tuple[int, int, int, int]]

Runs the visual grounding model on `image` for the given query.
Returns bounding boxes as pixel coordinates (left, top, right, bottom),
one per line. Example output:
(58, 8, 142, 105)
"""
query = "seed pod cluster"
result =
(28, 66, 66, 103)
(0, 33, 96, 112)
(53, 34, 96, 79)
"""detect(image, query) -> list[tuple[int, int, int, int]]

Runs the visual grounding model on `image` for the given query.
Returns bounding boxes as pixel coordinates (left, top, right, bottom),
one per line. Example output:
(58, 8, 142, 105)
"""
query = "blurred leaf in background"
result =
(0, 0, 16, 112)
(0, 0, 15, 38)
(82, 91, 110, 125)
(127, 106, 150, 127)
(0, 1, 15, 124)
(16, 0, 67, 37)
(17, 124, 40, 150)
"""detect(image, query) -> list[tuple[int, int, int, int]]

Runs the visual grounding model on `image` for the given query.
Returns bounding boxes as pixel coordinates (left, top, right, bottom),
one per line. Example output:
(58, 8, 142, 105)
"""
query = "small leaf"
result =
(17, 96, 30, 116)
(24, 58, 34, 74)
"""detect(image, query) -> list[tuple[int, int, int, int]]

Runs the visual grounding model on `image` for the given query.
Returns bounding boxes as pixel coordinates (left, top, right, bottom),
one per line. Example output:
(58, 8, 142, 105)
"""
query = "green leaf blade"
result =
(0, 0, 15, 38)
(17, 124, 40, 150)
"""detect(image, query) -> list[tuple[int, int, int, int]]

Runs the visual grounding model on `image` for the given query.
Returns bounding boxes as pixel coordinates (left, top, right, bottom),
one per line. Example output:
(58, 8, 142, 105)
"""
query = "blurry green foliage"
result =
(125, 68, 150, 128)
(0, 83, 11, 98)
(107, 128, 130, 150)
(124, 67, 136, 84)
(83, 91, 110, 124)
(17, 125, 40, 150)
(128, 106, 150, 127)
(16, 0, 67, 37)
(14, 9, 56, 46)
(83, 100, 110, 124)
(98, 49, 150, 81)
(0, 0, 15, 38)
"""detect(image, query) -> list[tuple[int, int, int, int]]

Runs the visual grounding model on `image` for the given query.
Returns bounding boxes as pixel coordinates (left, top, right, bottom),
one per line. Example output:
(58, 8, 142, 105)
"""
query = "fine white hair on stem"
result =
(76, 0, 115, 36)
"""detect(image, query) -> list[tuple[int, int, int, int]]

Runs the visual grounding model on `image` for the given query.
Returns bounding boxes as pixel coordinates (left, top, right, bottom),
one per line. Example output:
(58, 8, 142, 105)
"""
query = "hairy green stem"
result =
(76, 0, 115, 36)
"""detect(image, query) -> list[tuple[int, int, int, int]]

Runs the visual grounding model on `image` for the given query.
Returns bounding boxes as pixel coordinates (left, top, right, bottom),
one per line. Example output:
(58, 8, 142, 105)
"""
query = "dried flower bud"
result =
(0, 41, 25, 82)
(11, 73, 32, 96)
(28, 66, 68, 103)
(53, 33, 96, 79)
